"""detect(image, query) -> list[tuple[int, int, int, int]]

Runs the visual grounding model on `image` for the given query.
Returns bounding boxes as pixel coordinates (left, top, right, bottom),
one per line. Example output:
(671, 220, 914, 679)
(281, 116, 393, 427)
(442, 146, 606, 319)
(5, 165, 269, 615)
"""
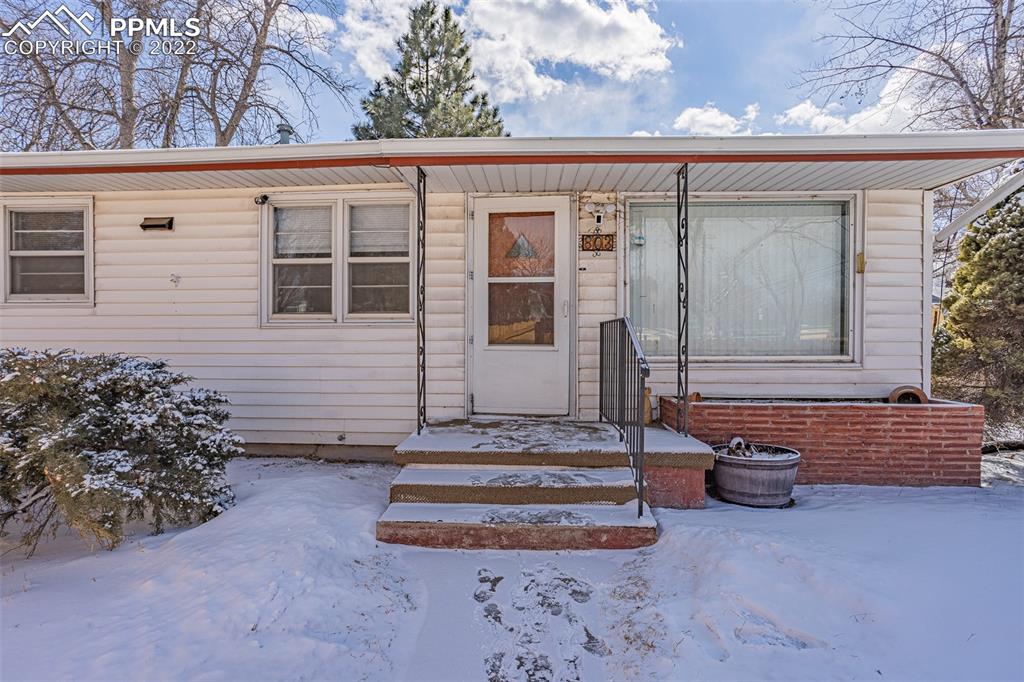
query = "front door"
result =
(471, 196, 571, 415)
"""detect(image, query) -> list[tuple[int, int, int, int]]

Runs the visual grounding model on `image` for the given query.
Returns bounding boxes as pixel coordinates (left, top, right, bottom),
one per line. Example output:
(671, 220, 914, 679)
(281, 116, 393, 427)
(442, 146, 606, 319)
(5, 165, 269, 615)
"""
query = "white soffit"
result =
(1, 131, 1022, 194)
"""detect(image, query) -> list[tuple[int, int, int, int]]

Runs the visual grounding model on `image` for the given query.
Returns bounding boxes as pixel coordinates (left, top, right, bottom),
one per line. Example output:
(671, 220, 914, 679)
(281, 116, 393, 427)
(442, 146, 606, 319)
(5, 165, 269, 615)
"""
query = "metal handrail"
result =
(599, 317, 650, 518)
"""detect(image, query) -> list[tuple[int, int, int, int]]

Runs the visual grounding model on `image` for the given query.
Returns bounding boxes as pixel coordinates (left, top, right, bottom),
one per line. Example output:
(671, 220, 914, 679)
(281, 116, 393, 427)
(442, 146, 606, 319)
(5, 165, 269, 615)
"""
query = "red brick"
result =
(661, 396, 984, 487)
(645, 467, 705, 509)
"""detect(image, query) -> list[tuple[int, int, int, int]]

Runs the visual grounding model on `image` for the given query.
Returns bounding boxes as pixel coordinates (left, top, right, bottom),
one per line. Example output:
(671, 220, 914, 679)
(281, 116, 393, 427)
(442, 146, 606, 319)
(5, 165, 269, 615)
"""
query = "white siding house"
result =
(1, 133, 1020, 453)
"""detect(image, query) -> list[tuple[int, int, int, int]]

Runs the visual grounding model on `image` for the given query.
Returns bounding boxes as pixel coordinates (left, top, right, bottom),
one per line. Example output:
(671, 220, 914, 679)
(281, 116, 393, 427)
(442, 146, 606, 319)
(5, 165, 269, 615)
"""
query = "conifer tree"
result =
(352, 1, 506, 139)
(933, 189, 1024, 431)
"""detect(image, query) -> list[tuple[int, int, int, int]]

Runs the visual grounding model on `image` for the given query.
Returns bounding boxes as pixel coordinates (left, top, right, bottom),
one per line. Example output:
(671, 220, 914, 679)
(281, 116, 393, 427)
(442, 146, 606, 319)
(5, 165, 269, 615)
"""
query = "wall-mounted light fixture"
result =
(140, 217, 174, 231)
(583, 201, 616, 228)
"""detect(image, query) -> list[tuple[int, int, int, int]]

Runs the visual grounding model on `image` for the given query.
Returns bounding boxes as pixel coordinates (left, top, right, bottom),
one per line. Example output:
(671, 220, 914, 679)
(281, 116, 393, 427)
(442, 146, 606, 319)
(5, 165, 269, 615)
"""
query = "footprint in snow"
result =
(732, 604, 825, 650)
(476, 563, 611, 682)
(476, 568, 505, 602)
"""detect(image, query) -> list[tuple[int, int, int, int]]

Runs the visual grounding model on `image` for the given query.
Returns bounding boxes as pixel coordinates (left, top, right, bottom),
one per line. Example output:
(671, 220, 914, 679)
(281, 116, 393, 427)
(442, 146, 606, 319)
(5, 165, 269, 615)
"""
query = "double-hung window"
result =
(270, 204, 335, 317)
(264, 195, 413, 323)
(627, 198, 853, 360)
(3, 203, 91, 303)
(345, 203, 412, 318)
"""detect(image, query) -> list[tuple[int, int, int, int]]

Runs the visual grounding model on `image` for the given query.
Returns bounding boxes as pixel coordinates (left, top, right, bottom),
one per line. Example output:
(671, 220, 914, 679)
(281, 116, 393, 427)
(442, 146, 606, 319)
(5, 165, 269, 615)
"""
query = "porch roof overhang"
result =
(1, 130, 1022, 194)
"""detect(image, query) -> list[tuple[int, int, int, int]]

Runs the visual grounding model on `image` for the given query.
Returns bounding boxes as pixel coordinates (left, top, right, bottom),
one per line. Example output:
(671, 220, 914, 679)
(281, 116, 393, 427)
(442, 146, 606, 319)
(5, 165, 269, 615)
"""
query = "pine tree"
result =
(933, 189, 1024, 431)
(352, 1, 506, 139)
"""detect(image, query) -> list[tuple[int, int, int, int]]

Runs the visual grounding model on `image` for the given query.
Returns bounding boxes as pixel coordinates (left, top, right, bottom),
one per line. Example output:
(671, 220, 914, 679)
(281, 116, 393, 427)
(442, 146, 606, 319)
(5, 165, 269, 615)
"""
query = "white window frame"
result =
(342, 198, 415, 322)
(622, 191, 863, 365)
(263, 198, 338, 323)
(259, 190, 415, 326)
(0, 196, 94, 306)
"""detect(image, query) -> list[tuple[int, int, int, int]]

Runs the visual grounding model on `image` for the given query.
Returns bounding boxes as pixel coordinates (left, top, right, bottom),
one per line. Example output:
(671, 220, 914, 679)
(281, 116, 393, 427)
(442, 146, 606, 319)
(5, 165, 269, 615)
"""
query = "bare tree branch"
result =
(0, 0, 355, 150)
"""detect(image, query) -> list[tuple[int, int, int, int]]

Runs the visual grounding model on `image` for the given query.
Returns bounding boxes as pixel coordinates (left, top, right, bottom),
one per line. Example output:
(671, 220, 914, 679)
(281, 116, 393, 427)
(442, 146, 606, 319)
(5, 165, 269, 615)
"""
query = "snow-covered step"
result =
(393, 420, 712, 468)
(376, 501, 657, 550)
(389, 467, 638, 505)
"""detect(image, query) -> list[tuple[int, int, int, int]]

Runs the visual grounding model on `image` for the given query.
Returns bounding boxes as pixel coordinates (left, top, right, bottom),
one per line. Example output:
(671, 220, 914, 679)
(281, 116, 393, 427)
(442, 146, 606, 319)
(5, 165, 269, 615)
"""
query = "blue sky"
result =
(308, 0, 911, 142)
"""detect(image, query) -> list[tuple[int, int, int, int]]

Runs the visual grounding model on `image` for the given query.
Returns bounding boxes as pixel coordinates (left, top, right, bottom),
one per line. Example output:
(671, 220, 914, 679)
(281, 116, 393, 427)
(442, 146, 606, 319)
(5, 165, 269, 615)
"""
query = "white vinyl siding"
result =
(576, 193, 618, 420)
(0, 184, 927, 441)
(2, 199, 93, 304)
(0, 186, 460, 448)
(576, 189, 927, 419)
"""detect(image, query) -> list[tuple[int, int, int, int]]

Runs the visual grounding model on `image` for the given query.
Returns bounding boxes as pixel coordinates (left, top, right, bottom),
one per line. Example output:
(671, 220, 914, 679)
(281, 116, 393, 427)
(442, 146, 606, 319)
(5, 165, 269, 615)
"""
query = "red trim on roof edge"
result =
(2, 149, 1022, 176)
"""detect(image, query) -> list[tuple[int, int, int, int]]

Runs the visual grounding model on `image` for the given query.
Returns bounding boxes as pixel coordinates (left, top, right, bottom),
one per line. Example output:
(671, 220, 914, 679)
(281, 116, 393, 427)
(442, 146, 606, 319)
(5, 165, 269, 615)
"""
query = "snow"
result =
(397, 419, 711, 455)
(3, 457, 1023, 681)
(983, 449, 1024, 487)
(642, 427, 714, 455)
(393, 466, 636, 488)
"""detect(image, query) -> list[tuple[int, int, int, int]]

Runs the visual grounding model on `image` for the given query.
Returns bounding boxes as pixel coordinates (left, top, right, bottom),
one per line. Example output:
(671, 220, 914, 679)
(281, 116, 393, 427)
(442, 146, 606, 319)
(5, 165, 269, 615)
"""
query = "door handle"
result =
(562, 300, 569, 318)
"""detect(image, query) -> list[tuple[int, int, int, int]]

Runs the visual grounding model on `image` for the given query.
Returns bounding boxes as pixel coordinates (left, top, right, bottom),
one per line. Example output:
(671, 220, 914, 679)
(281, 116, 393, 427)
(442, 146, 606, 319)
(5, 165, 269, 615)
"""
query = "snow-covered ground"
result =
(2, 457, 1022, 682)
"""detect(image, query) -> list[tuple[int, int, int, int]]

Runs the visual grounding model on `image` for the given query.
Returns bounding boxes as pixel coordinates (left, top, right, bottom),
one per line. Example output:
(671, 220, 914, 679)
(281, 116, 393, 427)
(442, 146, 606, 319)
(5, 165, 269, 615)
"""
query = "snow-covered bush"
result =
(0, 348, 243, 553)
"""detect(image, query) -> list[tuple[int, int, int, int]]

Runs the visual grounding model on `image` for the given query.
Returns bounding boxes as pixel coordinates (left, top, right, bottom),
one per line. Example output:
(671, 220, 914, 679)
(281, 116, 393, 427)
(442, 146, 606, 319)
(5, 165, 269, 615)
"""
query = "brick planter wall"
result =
(659, 396, 984, 486)
(644, 467, 707, 509)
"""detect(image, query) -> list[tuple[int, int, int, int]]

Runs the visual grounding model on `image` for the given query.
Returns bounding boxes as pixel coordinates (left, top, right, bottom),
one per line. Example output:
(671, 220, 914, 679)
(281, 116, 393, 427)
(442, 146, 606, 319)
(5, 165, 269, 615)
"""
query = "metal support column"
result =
(416, 167, 427, 434)
(676, 164, 690, 435)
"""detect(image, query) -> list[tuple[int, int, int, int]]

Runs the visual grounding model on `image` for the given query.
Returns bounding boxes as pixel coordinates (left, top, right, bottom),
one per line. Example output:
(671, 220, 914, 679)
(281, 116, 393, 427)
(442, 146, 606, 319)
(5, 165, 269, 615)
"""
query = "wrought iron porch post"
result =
(676, 165, 690, 435)
(416, 167, 427, 434)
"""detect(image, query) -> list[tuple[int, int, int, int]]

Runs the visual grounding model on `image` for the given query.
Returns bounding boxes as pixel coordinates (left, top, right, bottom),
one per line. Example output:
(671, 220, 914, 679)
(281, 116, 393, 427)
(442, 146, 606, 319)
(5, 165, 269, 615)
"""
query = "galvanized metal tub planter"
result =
(712, 441, 800, 508)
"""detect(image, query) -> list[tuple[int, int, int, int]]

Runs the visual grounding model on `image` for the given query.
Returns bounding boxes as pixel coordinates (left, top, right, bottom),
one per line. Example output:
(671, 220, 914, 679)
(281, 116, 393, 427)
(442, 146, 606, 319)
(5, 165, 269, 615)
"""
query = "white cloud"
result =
(463, 0, 677, 102)
(336, 0, 678, 103)
(337, 0, 416, 82)
(467, 36, 566, 102)
(274, 8, 338, 56)
(773, 100, 845, 132)
(630, 129, 661, 136)
(672, 102, 759, 136)
(774, 67, 933, 134)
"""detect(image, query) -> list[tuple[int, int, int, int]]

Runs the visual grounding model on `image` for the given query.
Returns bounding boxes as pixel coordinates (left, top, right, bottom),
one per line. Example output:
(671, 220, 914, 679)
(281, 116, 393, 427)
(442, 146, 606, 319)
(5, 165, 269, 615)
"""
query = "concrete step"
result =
(394, 420, 714, 469)
(389, 466, 638, 505)
(376, 501, 657, 550)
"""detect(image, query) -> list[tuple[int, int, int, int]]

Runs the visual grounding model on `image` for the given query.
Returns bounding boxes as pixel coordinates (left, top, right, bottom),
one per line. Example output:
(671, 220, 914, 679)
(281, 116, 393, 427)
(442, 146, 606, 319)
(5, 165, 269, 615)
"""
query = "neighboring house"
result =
(1, 132, 1019, 548)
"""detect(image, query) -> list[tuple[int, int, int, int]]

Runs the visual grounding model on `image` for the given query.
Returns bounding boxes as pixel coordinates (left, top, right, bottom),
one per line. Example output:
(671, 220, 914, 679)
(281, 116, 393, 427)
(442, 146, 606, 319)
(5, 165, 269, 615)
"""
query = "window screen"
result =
(8, 210, 87, 297)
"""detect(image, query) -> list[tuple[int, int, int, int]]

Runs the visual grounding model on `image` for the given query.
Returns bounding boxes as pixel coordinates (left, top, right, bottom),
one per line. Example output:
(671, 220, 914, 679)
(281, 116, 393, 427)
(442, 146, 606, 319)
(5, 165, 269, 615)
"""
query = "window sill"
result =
(342, 316, 415, 325)
(260, 317, 415, 328)
(1, 299, 94, 308)
(647, 357, 862, 370)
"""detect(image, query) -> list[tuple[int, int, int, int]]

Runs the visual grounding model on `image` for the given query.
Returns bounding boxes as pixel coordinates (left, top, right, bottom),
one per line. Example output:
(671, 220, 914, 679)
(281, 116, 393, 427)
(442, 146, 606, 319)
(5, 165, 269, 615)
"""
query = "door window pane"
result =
(628, 201, 849, 357)
(273, 263, 332, 314)
(349, 262, 409, 314)
(488, 212, 555, 277)
(10, 255, 85, 295)
(274, 206, 332, 258)
(488, 282, 554, 345)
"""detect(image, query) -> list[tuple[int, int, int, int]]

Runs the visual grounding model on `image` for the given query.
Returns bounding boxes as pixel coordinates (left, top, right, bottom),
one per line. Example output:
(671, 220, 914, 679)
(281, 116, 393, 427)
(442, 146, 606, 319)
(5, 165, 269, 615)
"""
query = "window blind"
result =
(628, 201, 849, 357)
(349, 204, 409, 257)
(274, 206, 332, 258)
